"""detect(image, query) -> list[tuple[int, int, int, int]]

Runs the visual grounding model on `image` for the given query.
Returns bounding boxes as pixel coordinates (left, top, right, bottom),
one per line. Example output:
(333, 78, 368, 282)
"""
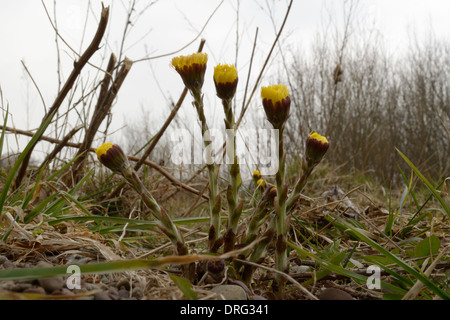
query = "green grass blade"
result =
(169, 274, 197, 300)
(396, 148, 450, 217)
(0, 254, 220, 282)
(24, 192, 60, 223)
(0, 104, 9, 158)
(288, 241, 406, 295)
(46, 152, 85, 182)
(337, 216, 450, 299)
(22, 163, 47, 210)
(0, 108, 57, 215)
(48, 215, 218, 227)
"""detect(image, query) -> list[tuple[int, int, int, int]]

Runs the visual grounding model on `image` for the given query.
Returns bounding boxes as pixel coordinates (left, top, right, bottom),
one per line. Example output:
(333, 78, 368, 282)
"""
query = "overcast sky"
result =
(1, 0, 450, 158)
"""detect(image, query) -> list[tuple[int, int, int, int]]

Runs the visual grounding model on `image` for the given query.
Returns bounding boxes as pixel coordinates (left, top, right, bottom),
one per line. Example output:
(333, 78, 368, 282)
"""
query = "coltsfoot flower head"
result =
(306, 132, 329, 165)
(96, 142, 130, 174)
(253, 170, 262, 181)
(171, 52, 208, 92)
(261, 84, 291, 129)
(256, 179, 266, 189)
(214, 64, 238, 101)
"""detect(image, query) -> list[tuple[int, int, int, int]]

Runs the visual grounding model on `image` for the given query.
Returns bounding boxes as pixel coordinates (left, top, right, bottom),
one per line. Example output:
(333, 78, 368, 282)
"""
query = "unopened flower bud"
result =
(95, 142, 130, 174)
(171, 52, 208, 92)
(214, 64, 238, 101)
(261, 84, 291, 129)
(305, 132, 329, 165)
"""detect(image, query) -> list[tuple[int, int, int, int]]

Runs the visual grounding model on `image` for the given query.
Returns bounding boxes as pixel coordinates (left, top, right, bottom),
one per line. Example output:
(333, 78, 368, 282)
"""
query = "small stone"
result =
(39, 277, 65, 293)
(52, 288, 75, 296)
(116, 279, 131, 290)
(100, 276, 110, 284)
(23, 286, 46, 295)
(10, 282, 33, 292)
(118, 288, 130, 299)
(83, 283, 99, 291)
(211, 285, 248, 300)
(2, 260, 15, 269)
(0, 255, 8, 265)
(131, 286, 143, 299)
(93, 290, 112, 300)
(35, 261, 65, 293)
(108, 287, 119, 296)
(291, 265, 311, 274)
(318, 288, 353, 300)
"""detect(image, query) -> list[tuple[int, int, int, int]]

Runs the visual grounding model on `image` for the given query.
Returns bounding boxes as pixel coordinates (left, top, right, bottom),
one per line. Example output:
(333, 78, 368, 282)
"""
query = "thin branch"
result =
(13, 5, 110, 189)
(132, 0, 224, 64)
(20, 60, 47, 114)
(235, 258, 319, 300)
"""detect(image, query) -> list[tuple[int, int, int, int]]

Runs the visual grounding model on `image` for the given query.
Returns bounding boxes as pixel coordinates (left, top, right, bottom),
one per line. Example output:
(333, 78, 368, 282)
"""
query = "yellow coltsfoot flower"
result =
(261, 84, 291, 129)
(171, 52, 208, 92)
(252, 170, 262, 181)
(95, 142, 130, 174)
(214, 64, 238, 101)
(305, 132, 329, 165)
(256, 178, 266, 189)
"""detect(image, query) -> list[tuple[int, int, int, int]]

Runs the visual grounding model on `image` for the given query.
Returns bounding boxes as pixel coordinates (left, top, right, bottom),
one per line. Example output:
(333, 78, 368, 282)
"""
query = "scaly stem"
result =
(122, 169, 185, 251)
(285, 163, 314, 210)
(192, 88, 220, 251)
(223, 98, 242, 250)
(275, 125, 288, 297)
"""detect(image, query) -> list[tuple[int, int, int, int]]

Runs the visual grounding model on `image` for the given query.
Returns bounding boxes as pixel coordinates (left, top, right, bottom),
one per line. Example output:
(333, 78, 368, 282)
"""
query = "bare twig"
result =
(13, 5, 110, 190)
(69, 54, 133, 186)
(235, 258, 319, 300)
(134, 39, 206, 172)
(0, 125, 207, 201)
(132, 1, 223, 64)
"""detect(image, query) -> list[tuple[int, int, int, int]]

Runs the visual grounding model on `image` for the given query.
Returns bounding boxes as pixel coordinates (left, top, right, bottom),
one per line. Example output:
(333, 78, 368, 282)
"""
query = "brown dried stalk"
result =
(68, 54, 133, 186)
(13, 5, 110, 190)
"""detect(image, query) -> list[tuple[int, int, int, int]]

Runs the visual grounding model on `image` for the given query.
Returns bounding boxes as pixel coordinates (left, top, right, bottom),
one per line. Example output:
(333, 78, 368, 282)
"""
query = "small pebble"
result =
(51, 288, 75, 296)
(10, 283, 33, 292)
(211, 285, 248, 300)
(318, 288, 353, 300)
(39, 277, 65, 293)
(116, 279, 131, 291)
(291, 265, 311, 273)
(118, 288, 130, 299)
(131, 286, 143, 299)
(93, 290, 112, 300)
(2, 260, 15, 269)
(36, 261, 65, 293)
(23, 286, 46, 295)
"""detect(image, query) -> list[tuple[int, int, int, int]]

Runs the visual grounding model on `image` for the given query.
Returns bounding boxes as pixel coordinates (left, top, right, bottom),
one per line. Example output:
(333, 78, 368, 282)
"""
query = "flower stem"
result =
(192, 88, 220, 251)
(222, 98, 242, 252)
(285, 163, 314, 210)
(275, 125, 288, 297)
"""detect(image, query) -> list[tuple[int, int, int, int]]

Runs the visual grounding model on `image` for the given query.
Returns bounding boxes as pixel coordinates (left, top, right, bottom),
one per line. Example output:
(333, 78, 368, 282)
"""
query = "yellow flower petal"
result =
(261, 84, 290, 103)
(214, 64, 238, 84)
(95, 142, 114, 160)
(308, 132, 329, 144)
(171, 52, 208, 70)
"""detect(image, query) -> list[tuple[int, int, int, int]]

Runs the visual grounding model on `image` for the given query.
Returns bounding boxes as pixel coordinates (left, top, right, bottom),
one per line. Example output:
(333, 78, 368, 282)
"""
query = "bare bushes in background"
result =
(282, 29, 450, 185)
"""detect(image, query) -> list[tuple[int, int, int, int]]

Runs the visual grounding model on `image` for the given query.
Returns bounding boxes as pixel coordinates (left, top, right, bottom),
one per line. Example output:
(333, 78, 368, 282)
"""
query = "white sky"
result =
(1, 0, 450, 157)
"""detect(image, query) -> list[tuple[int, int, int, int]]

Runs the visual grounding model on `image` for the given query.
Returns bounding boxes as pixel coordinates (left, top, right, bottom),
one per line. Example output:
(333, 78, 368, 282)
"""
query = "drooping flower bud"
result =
(95, 142, 130, 174)
(253, 170, 262, 181)
(171, 52, 208, 92)
(305, 132, 329, 165)
(213, 64, 238, 101)
(261, 84, 291, 129)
